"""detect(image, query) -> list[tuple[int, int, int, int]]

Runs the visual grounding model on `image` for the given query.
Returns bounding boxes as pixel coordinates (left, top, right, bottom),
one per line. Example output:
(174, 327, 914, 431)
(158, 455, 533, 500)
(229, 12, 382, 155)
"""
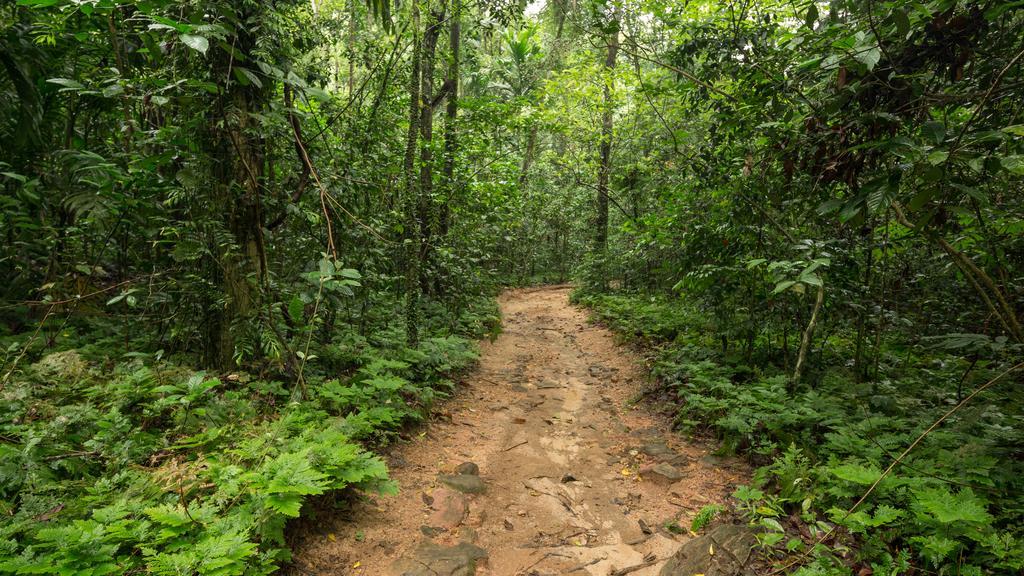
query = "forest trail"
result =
(289, 286, 749, 575)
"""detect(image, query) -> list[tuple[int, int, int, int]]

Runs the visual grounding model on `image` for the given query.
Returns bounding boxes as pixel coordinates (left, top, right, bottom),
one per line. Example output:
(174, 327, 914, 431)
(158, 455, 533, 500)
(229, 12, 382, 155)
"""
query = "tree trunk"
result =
(792, 283, 825, 387)
(518, 124, 538, 190)
(439, 0, 459, 242)
(403, 2, 422, 345)
(206, 20, 268, 370)
(348, 0, 356, 96)
(594, 19, 619, 258)
(418, 3, 445, 295)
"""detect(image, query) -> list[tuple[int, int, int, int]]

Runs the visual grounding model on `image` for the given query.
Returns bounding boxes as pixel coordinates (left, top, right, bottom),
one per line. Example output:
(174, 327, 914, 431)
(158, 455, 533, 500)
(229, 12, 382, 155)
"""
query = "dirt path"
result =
(289, 286, 748, 575)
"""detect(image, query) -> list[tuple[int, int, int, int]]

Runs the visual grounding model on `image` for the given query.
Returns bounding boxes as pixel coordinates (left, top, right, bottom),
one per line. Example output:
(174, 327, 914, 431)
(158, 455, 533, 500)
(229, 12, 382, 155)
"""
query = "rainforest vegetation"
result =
(1, 0, 1023, 573)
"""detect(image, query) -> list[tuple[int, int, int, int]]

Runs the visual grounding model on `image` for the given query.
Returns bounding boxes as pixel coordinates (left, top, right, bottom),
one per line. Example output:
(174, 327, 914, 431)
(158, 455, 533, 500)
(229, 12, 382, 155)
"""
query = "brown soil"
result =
(287, 286, 748, 575)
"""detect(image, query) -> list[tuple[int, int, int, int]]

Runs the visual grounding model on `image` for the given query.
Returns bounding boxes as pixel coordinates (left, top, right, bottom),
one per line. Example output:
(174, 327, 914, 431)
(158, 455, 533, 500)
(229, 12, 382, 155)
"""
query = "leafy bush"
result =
(580, 292, 1024, 574)
(0, 296, 489, 574)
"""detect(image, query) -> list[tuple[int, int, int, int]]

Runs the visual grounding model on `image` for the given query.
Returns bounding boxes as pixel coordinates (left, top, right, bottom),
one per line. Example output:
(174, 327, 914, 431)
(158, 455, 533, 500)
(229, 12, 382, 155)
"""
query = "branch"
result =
(429, 78, 455, 110)
(893, 204, 1022, 342)
(618, 45, 738, 103)
(791, 281, 825, 386)
(267, 85, 310, 231)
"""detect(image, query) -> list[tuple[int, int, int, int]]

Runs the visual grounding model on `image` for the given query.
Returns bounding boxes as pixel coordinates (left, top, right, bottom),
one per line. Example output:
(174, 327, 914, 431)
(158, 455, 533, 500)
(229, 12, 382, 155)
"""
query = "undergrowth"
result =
(0, 295, 499, 575)
(574, 291, 1024, 576)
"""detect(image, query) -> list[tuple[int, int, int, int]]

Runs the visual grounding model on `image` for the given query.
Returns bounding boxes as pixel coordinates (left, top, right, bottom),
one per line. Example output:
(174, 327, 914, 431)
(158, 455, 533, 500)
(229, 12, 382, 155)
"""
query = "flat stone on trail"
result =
(390, 541, 488, 576)
(659, 524, 757, 576)
(427, 487, 468, 528)
(439, 473, 487, 494)
(420, 525, 443, 537)
(641, 462, 686, 484)
(458, 526, 478, 543)
(701, 454, 729, 467)
(641, 440, 678, 461)
(455, 461, 480, 476)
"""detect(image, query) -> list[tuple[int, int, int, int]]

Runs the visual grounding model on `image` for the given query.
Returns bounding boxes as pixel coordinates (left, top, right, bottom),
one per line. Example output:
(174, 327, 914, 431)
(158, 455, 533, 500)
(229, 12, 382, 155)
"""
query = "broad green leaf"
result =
(921, 121, 945, 145)
(46, 78, 85, 91)
(180, 34, 209, 55)
(319, 258, 335, 278)
(1000, 155, 1024, 175)
(799, 273, 822, 287)
(772, 280, 796, 294)
(234, 66, 262, 88)
(854, 46, 881, 71)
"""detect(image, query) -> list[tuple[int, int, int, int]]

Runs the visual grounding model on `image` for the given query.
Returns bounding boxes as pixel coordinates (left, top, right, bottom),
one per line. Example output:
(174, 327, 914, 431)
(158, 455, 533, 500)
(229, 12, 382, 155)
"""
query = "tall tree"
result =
(204, 3, 276, 369)
(403, 0, 423, 345)
(418, 1, 446, 293)
(439, 0, 460, 244)
(593, 11, 619, 259)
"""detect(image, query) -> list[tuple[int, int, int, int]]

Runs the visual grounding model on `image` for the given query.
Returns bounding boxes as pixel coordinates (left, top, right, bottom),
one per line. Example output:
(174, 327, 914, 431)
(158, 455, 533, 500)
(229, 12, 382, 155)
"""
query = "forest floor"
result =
(288, 286, 749, 575)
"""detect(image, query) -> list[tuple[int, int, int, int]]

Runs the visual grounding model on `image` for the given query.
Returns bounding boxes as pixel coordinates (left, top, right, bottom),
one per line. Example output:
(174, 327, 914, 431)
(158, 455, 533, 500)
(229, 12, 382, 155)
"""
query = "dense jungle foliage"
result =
(1, 0, 1022, 574)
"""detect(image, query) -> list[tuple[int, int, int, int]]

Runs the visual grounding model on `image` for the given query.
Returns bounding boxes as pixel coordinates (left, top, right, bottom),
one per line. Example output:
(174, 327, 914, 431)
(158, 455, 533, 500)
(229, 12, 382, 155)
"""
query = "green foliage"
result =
(3, 0, 1024, 573)
(690, 504, 724, 533)
(0, 291, 490, 573)
(580, 293, 1024, 574)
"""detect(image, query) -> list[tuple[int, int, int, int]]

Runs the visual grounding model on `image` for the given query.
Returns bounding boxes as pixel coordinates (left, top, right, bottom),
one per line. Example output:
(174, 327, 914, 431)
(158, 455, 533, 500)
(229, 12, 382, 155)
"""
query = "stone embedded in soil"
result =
(455, 462, 480, 476)
(640, 440, 678, 461)
(420, 525, 444, 537)
(390, 541, 488, 576)
(701, 454, 729, 467)
(427, 487, 468, 528)
(641, 462, 686, 484)
(659, 524, 757, 576)
(439, 473, 487, 494)
(458, 526, 478, 543)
